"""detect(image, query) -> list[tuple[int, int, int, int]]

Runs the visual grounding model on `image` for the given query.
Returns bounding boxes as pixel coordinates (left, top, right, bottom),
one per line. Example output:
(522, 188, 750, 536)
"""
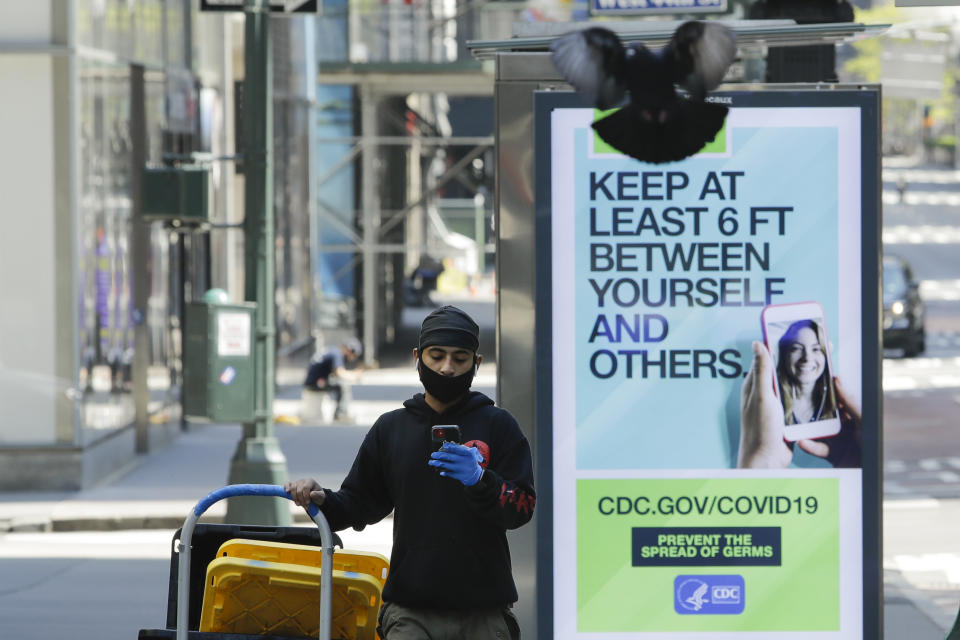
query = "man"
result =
(303, 337, 363, 420)
(287, 306, 535, 639)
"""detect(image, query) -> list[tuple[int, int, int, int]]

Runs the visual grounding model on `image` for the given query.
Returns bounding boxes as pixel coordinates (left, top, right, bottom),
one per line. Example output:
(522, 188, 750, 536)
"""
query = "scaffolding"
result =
(314, 63, 495, 364)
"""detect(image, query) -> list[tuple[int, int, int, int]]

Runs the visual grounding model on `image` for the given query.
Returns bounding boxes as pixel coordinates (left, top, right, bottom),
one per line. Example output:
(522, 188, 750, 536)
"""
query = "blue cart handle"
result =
(193, 483, 320, 518)
(176, 484, 333, 640)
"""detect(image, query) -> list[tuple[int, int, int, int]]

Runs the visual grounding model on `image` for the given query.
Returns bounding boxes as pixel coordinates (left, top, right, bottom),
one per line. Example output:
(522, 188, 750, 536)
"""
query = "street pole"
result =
(226, 0, 290, 525)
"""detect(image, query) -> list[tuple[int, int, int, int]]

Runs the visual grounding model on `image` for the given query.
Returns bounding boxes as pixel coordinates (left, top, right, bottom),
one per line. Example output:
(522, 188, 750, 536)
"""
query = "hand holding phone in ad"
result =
(762, 302, 841, 442)
(737, 341, 792, 468)
(739, 303, 863, 469)
(798, 375, 863, 468)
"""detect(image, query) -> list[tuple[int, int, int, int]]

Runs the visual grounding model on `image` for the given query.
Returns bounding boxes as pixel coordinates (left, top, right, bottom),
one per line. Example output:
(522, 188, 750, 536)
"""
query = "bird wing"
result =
(668, 21, 737, 100)
(550, 27, 629, 110)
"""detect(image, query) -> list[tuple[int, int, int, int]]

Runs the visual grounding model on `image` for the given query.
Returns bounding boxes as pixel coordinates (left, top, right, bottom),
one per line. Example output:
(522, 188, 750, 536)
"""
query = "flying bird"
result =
(550, 21, 737, 164)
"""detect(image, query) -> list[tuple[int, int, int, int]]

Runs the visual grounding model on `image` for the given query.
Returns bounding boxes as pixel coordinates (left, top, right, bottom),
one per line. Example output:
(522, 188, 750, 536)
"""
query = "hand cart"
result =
(138, 484, 350, 640)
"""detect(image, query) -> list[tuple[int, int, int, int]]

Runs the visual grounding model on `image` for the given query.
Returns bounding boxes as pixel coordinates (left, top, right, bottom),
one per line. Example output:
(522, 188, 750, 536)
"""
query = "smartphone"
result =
(760, 302, 841, 442)
(431, 425, 461, 450)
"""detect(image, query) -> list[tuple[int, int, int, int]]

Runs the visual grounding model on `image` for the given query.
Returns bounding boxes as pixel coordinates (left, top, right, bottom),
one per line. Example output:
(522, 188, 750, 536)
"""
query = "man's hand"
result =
(284, 478, 326, 508)
(738, 341, 792, 469)
(429, 443, 484, 486)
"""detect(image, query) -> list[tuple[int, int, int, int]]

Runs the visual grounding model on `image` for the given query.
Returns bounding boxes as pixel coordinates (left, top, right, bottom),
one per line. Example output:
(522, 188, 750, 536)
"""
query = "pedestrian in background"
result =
(303, 337, 363, 420)
(287, 305, 535, 639)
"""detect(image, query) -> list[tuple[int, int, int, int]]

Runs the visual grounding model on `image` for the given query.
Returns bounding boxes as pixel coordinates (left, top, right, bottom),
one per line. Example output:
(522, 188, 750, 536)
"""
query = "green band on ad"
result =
(592, 109, 727, 156)
(577, 477, 840, 632)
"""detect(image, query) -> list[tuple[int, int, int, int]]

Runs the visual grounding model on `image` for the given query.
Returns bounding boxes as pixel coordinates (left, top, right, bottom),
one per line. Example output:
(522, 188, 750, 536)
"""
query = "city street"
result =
(3, 158, 960, 639)
(883, 156, 960, 632)
(0, 423, 393, 640)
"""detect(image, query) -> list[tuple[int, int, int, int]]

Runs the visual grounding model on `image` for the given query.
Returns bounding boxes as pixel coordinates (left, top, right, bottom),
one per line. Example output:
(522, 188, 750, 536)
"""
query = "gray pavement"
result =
(0, 364, 955, 637)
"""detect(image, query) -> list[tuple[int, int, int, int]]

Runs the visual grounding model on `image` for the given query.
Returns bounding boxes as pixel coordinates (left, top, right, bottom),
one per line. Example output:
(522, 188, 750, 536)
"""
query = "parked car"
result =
(882, 254, 925, 357)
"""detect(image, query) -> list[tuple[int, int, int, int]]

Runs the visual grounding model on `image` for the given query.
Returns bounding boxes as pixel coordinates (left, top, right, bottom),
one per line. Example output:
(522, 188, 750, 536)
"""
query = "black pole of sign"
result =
(224, 0, 290, 525)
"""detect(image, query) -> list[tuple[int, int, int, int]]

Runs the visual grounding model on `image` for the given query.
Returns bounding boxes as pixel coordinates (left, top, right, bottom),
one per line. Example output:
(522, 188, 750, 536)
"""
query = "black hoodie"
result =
(319, 391, 536, 609)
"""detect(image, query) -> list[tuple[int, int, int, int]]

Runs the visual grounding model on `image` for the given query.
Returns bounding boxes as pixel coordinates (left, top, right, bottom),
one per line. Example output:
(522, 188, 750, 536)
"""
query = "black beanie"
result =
(418, 305, 480, 352)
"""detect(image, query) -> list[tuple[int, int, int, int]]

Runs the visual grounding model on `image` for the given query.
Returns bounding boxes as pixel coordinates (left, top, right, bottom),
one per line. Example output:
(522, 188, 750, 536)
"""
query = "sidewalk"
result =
(0, 365, 953, 636)
(0, 364, 496, 533)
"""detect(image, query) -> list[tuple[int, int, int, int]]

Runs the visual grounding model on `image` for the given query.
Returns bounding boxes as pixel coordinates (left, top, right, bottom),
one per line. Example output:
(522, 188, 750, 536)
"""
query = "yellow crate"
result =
(199, 557, 381, 640)
(216, 538, 389, 589)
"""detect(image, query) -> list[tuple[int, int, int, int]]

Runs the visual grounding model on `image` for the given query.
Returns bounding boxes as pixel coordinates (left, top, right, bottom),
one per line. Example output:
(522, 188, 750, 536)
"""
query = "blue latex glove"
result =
(429, 442, 484, 486)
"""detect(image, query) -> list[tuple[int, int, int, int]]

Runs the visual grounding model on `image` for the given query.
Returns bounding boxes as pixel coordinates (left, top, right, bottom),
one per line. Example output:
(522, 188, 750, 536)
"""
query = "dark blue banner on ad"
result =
(632, 526, 781, 566)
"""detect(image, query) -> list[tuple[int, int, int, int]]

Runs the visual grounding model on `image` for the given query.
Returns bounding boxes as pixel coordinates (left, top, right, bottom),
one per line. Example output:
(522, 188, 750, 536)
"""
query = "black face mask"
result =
(418, 355, 476, 403)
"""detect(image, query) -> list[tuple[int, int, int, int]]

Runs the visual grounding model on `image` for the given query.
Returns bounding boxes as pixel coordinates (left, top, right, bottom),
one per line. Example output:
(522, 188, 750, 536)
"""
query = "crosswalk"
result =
(884, 225, 960, 245)
(883, 166, 960, 184)
(0, 519, 394, 559)
(885, 554, 960, 628)
(883, 190, 960, 206)
(885, 458, 960, 498)
(884, 352, 960, 393)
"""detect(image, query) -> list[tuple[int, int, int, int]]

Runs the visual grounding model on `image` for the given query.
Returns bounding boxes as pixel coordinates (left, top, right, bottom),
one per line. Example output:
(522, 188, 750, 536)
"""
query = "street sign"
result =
(200, 0, 318, 12)
(590, 0, 726, 16)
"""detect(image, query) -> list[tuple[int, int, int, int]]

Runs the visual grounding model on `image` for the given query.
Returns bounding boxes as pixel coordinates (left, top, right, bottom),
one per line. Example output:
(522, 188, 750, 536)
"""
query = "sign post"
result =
(223, 0, 290, 525)
(535, 88, 881, 638)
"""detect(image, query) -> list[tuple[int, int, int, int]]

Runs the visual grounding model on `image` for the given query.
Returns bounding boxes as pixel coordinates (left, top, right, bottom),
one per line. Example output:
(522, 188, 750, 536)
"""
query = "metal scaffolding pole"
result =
(361, 84, 379, 367)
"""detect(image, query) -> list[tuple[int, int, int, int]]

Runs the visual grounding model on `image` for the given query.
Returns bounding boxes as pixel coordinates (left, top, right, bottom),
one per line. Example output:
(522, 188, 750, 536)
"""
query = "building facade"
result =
(0, 1, 320, 490)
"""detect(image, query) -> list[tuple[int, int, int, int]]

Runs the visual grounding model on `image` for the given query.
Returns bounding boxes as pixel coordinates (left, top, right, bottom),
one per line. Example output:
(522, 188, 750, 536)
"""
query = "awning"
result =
(466, 20, 891, 60)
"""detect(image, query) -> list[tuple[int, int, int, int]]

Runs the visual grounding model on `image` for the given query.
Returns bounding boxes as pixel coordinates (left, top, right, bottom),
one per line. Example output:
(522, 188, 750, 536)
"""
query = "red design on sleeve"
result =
(498, 483, 536, 515)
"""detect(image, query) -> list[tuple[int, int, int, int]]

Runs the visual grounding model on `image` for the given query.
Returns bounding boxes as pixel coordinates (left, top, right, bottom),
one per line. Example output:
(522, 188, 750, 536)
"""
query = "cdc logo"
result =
(674, 575, 745, 615)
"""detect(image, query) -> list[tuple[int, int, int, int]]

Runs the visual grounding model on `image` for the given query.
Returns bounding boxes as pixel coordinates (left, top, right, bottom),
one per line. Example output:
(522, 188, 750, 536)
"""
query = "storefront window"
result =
(77, 59, 136, 444)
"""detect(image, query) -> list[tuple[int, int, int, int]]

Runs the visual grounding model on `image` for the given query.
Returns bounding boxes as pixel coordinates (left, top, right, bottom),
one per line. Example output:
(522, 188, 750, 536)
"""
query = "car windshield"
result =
(883, 262, 908, 296)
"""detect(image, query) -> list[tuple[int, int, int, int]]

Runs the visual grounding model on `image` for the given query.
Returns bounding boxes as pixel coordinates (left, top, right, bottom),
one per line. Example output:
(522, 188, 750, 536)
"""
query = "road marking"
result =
(884, 498, 942, 509)
(884, 226, 960, 245)
(884, 355, 960, 392)
(919, 459, 942, 471)
(0, 520, 395, 560)
(0, 530, 174, 559)
(891, 553, 960, 585)
(886, 460, 908, 473)
(883, 191, 960, 206)
(921, 280, 960, 301)
(883, 167, 960, 183)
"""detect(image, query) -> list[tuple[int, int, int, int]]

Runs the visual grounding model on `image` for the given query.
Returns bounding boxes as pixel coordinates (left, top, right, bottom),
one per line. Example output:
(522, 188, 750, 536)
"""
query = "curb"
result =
(885, 567, 954, 633)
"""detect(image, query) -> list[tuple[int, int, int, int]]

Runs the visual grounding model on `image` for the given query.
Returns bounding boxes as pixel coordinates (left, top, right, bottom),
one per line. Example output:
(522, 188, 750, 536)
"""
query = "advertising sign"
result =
(590, 0, 727, 16)
(536, 89, 880, 638)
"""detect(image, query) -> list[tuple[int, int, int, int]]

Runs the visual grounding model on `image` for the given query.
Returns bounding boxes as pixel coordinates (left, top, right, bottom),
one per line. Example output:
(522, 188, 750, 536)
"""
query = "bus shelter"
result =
(474, 20, 887, 639)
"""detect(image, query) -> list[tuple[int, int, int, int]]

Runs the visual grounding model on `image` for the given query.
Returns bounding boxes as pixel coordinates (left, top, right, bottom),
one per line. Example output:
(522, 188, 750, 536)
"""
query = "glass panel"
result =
(76, 59, 136, 444)
(106, 0, 135, 59)
(192, 9, 225, 82)
(165, 0, 187, 68)
(75, 0, 101, 49)
(143, 70, 182, 419)
(135, 0, 165, 66)
(275, 100, 312, 349)
(348, 0, 478, 64)
(314, 85, 356, 328)
(317, 0, 349, 63)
